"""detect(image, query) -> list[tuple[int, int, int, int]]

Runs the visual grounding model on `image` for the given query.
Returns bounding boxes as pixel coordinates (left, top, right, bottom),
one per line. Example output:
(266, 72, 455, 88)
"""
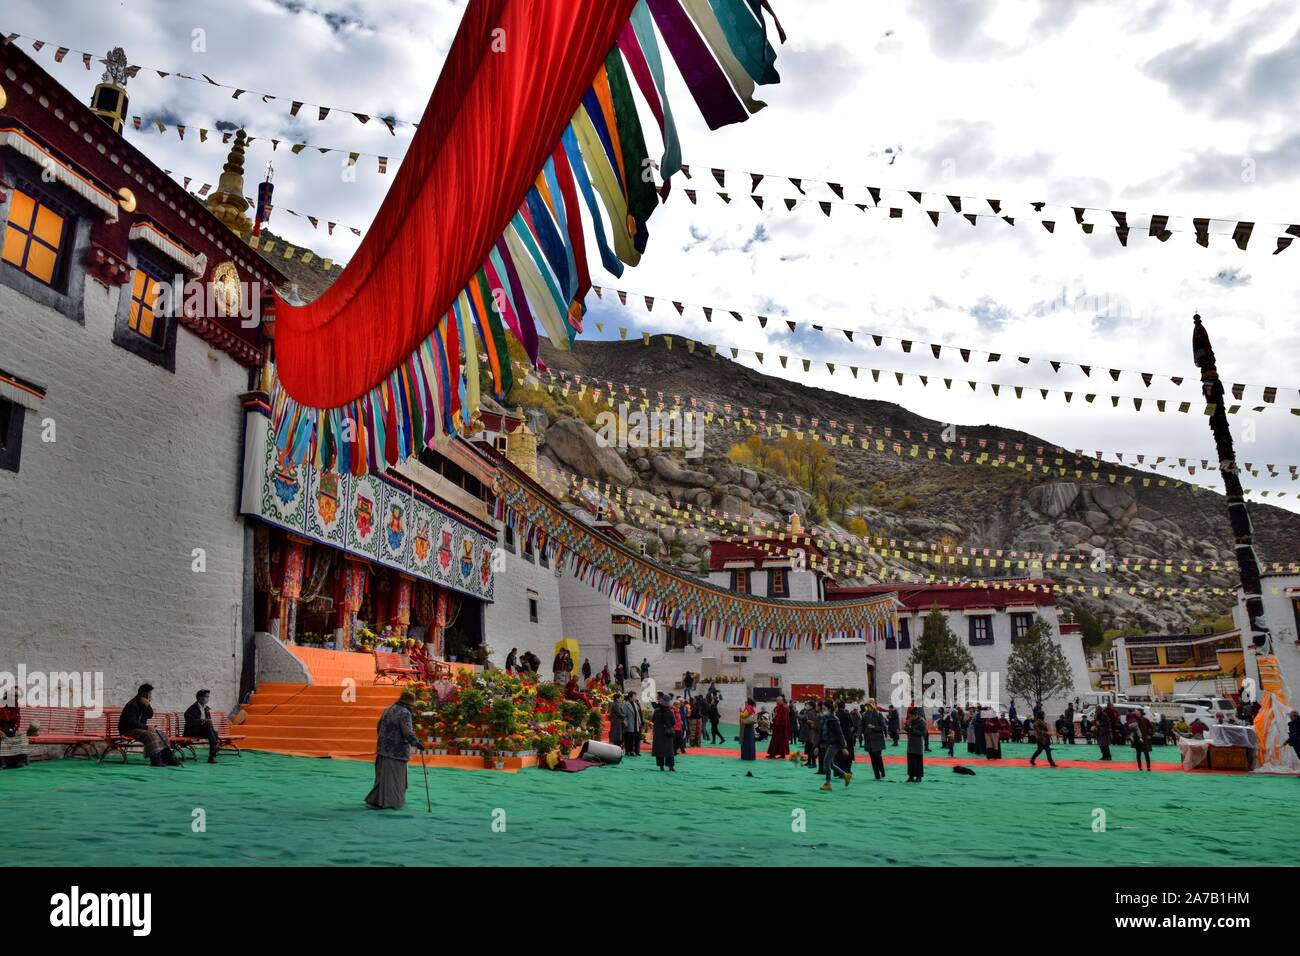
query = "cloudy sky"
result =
(10, 0, 1300, 510)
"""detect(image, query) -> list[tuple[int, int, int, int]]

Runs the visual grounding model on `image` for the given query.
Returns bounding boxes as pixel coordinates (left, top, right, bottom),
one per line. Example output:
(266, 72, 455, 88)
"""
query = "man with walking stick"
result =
(365, 690, 427, 810)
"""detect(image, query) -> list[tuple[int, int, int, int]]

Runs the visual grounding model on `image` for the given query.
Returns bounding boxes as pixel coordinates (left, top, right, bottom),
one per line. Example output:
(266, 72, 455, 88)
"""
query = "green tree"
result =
(1069, 603, 1105, 649)
(1006, 618, 1076, 710)
(906, 606, 976, 679)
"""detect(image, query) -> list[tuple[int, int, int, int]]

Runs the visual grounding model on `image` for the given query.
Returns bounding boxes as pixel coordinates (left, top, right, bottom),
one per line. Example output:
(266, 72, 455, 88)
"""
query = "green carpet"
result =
(7, 750, 1296, 866)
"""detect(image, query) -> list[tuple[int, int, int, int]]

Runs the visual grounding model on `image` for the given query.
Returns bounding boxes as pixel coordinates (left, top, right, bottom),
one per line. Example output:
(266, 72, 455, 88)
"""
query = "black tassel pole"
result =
(1192, 314, 1270, 649)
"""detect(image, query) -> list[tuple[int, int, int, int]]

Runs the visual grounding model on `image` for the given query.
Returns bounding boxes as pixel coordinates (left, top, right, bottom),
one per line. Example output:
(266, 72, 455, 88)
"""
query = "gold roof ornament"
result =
(207, 130, 253, 236)
(788, 511, 802, 538)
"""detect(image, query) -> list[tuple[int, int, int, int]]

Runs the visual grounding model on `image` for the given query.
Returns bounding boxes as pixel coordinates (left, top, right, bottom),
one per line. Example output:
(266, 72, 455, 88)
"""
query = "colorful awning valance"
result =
(270, 0, 783, 473)
(495, 462, 897, 649)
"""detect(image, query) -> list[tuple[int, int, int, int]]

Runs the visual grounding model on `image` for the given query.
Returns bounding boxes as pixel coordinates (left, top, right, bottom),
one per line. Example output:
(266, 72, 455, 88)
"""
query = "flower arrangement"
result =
(412, 667, 602, 763)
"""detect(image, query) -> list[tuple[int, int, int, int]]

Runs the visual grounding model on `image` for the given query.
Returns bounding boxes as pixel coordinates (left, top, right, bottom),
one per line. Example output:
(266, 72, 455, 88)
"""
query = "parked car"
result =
(1171, 696, 1236, 722)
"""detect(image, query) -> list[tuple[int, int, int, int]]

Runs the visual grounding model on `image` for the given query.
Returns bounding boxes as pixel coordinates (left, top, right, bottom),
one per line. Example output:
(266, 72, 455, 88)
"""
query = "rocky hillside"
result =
(514, 338, 1300, 633)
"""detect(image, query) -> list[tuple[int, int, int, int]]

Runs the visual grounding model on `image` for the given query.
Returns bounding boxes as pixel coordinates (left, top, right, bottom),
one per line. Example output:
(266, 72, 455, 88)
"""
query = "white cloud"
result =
(12, 0, 1297, 510)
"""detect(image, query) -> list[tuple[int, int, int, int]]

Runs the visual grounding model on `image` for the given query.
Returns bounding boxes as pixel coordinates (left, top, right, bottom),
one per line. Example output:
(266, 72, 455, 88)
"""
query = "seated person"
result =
(0, 692, 19, 737)
(120, 683, 178, 766)
(1187, 717, 1209, 739)
(183, 688, 221, 764)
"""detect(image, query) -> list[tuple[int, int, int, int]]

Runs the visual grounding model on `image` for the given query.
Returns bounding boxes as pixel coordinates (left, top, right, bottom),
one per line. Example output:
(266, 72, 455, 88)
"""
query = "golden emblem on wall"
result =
(211, 261, 242, 318)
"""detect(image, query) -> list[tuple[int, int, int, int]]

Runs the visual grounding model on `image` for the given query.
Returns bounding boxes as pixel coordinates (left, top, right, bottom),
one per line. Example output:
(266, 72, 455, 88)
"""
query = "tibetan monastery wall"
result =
(0, 265, 249, 716)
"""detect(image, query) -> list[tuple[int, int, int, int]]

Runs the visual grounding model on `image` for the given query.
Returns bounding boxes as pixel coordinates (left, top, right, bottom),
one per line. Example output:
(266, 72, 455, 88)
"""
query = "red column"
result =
(279, 537, 307, 643)
(337, 560, 368, 650)
(393, 576, 413, 637)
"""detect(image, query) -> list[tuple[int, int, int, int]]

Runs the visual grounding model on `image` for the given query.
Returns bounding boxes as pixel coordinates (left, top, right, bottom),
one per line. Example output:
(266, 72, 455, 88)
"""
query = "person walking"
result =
(801, 700, 820, 767)
(364, 690, 424, 809)
(836, 700, 856, 769)
(1095, 706, 1113, 761)
(1029, 713, 1057, 767)
(818, 700, 852, 790)
(1133, 709, 1154, 771)
(707, 696, 724, 744)
(862, 699, 887, 779)
(581, 658, 592, 682)
(887, 704, 900, 747)
(905, 707, 926, 782)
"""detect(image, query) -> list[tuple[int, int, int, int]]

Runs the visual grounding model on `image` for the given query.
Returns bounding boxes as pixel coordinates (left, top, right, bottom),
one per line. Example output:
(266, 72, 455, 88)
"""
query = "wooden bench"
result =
(22, 706, 102, 758)
(373, 650, 419, 685)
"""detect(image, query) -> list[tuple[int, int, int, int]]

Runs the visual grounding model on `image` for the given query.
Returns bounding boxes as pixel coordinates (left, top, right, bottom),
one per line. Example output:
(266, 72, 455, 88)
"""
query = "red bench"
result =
(373, 650, 419, 685)
(168, 711, 244, 760)
(99, 708, 176, 763)
(22, 706, 102, 758)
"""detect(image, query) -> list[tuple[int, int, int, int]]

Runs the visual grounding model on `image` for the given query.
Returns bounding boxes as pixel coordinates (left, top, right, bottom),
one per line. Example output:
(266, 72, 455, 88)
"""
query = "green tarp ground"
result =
(7, 751, 1294, 866)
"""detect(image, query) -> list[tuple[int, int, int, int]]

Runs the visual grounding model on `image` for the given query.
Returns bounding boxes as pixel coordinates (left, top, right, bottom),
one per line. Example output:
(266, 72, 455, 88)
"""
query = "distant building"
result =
(1110, 631, 1246, 700)
(827, 579, 1090, 716)
(1232, 571, 1300, 700)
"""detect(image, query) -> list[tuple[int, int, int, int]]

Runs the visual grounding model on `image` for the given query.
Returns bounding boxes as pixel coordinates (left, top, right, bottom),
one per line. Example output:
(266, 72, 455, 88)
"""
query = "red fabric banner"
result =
(273, 0, 638, 408)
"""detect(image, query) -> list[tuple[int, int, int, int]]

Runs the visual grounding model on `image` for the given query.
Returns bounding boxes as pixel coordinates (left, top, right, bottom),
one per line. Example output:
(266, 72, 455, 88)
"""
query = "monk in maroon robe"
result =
(766, 697, 791, 758)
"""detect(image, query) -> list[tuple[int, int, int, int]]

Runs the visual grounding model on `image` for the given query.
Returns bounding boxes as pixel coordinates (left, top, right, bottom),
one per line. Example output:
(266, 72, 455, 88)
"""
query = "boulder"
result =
(718, 483, 753, 501)
(1056, 521, 1094, 546)
(1082, 509, 1110, 532)
(545, 418, 634, 484)
(741, 468, 761, 491)
(1028, 482, 1080, 518)
(678, 528, 710, 550)
(650, 454, 713, 486)
(717, 493, 750, 517)
(1087, 484, 1136, 520)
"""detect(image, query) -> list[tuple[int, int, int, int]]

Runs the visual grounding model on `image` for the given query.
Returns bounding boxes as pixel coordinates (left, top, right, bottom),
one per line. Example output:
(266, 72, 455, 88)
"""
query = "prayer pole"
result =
(1191, 314, 1270, 650)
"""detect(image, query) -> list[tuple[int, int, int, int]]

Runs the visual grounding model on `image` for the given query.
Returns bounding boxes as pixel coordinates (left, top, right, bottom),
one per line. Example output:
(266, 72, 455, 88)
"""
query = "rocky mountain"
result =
(515, 338, 1300, 634)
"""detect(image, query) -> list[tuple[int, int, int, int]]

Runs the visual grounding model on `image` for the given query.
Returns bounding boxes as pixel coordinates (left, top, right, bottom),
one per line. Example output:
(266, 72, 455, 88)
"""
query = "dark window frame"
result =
(112, 251, 178, 371)
(898, 616, 911, 649)
(0, 161, 92, 325)
(769, 567, 788, 596)
(1010, 612, 1035, 641)
(968, 615, 994, 646)
(0, 398, 26, 473)
(731, 568, 751, 594)
(528, 595, 539, 624)
(1128, 645, 1159, 666)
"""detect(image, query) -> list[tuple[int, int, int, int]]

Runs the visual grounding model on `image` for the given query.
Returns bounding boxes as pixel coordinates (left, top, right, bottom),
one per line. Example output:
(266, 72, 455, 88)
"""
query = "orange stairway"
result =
(235, 682, 401, 760)
(286, 646, 380, 686)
